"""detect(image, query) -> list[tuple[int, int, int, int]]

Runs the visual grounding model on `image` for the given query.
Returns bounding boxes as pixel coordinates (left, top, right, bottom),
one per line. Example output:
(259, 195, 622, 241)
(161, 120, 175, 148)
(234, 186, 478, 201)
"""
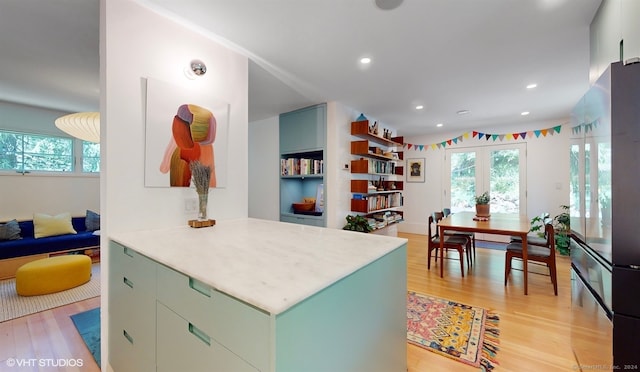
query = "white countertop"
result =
(109, 218, 407, 314)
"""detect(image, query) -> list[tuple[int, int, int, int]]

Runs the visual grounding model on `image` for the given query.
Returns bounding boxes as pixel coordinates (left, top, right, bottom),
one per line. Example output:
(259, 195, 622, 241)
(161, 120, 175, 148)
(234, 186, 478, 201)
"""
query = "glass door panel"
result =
(488, 147, 522, 214)
(449, 151, 476, 213)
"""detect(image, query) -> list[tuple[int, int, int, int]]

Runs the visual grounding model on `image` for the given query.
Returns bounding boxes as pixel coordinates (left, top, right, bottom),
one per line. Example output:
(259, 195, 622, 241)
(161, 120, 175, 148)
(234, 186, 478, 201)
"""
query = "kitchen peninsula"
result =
(108, 218, 408, 372)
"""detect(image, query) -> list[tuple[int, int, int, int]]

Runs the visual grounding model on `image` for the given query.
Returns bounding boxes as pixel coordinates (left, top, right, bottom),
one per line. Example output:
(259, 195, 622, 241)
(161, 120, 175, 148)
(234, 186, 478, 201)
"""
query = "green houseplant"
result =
(474, 191, 491, 217)
(553, 205, 570, 255)
(343, 214, 373, 233)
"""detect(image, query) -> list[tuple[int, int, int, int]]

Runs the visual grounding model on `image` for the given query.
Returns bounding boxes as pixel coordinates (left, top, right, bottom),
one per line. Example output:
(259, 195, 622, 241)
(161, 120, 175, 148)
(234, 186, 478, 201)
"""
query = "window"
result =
(0, 130, 99, 173)
(82, 141, 100, 172)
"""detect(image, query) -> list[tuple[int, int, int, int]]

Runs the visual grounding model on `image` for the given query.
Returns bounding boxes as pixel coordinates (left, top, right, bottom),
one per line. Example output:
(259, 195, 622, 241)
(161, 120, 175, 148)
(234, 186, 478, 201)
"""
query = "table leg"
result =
(521, 232, 528, 295)
(439, 225, 445, 278)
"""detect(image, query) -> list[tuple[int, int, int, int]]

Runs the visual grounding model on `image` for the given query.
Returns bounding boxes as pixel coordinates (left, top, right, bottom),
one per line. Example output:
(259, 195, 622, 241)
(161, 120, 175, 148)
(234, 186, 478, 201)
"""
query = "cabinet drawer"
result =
(156, 302, 258, 372)
(156, 264, 271, 371)
(109, 241, 156, 293)
(109, 318, 155, 372)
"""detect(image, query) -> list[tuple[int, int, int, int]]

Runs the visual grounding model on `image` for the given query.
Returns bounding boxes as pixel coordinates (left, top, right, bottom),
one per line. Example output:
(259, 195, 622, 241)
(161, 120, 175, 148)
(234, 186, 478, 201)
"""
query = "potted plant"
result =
(343, 214, 373, 233)
(553, 205, 571, 255)
(474, 191, 491, 217)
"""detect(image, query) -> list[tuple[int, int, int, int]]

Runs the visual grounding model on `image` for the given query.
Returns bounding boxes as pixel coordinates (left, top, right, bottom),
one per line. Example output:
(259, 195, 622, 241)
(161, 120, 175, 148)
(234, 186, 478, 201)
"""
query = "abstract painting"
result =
(144, 78, 229, 188)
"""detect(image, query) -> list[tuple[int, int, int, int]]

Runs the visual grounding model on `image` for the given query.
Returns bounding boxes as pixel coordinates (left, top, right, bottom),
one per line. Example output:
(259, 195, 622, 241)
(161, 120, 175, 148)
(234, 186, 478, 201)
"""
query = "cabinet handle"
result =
(123, 247, 134, 258)
(189, 277, 211, 298)
(123, 329, 134, 344)
(188, 323, 211, 346)
(123, 277, 134, 288)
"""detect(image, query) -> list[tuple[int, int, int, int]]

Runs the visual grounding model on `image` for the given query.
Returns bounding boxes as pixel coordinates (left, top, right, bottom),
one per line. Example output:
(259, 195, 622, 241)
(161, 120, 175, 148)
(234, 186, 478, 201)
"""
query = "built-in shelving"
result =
(349, 120, 404, 233)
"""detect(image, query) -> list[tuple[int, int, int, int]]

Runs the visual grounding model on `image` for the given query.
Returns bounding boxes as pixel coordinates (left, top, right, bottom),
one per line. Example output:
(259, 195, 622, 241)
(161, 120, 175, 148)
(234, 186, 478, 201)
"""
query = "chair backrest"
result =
(443, 208, 451, 217)
(545, 221, 556, 253)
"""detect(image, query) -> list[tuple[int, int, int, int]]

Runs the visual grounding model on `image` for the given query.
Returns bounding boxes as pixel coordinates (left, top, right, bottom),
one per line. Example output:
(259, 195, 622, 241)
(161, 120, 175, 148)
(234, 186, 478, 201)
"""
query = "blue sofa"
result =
(0, 217, 100, 260)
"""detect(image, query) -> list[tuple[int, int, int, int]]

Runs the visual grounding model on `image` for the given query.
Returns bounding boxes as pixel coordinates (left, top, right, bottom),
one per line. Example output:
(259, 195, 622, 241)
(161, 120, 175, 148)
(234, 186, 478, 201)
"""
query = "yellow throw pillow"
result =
(34, 212, 77, 239)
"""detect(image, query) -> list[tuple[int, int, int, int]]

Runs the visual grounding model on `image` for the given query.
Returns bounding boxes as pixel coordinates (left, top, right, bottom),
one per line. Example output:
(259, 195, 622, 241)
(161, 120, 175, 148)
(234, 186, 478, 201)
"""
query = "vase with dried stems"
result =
(189, 161, 211, 221)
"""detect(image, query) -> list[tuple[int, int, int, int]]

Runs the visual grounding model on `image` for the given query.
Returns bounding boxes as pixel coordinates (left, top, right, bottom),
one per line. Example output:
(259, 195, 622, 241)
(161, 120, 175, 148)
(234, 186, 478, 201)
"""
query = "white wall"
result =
(398, 119, 570, 235)
(102, 0, 248, 369)
(0, 101, 100, 221)
(248, 116, 279, 221)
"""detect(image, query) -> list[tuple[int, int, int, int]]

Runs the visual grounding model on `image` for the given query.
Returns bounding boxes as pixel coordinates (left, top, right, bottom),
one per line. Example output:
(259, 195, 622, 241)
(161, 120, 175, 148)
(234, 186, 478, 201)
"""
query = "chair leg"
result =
(472, 234, 476, 260)
(504, 252, 512, 286)
(427, 247, 432, 270)
(549, 261, 558, 296)
(459, 249, 465, 277)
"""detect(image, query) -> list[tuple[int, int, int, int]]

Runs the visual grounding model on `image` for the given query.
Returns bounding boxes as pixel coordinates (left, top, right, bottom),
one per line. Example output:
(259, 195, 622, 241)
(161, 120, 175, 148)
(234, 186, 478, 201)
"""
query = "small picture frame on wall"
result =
(407, 158, 425, 183)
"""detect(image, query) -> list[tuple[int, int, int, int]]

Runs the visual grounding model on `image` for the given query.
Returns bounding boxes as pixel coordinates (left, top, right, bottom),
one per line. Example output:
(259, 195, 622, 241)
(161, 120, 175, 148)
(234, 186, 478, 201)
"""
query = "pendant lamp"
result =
(54, 112, 100, 143)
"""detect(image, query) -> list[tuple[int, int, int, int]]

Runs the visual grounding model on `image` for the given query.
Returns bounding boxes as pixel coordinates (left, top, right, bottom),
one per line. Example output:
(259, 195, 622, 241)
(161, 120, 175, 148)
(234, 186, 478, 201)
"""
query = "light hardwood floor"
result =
(0, 233, 594, 372)
(0, 296, 100, 372)
(404, 232, 584, 372)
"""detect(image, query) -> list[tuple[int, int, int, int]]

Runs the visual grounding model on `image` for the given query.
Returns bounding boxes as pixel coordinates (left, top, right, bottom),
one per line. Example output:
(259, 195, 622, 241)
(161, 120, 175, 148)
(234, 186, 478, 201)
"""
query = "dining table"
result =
(437, 211, 532, 294)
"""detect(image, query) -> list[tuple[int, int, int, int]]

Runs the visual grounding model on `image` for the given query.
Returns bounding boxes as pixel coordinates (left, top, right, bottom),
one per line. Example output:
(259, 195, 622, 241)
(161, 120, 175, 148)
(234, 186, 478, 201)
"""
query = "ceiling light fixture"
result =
(54, 112, 100, 143)
(360, 57, 371, 64)
(375, 0, 404, 10)
(416, 105, 424, 110)
(521, 111, 530, 116)
(436, 123, 443, 127)
(456, 110, 470, 115)
(184, 59, 207, 79)
(526, 83, 537, 89)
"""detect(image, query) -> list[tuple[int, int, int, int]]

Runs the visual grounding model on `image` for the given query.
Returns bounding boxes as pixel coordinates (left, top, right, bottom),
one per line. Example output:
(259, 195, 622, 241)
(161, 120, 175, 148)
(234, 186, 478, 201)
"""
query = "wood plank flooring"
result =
(0, 232, 596, 371)
(0, 296, 100, 372)
(404, 232, 582, 372)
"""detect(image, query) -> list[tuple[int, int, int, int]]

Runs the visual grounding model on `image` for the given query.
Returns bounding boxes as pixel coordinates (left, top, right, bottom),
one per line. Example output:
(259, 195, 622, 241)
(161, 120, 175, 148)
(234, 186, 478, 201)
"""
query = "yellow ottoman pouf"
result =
(16, 255, 92, 296)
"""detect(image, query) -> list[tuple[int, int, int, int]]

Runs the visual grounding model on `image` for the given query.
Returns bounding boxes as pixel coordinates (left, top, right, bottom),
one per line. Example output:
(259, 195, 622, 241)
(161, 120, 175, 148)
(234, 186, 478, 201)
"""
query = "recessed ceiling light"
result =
(436, 123, 443, 127)
(521, 111, 530, 116)
(360, 57, 371, 64)
(526, 83, 537, 89)
(416, 105, 424, 110)
(456, 110, 470, 115)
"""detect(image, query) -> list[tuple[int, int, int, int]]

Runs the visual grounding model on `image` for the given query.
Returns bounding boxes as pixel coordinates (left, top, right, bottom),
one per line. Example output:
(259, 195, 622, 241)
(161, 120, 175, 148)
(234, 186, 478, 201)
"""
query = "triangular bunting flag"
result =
(486, 135, 491, 141)
(492, 134, 499, 141)
(554, 125, 562, 134)
(453, 138, 458, 144)
(513, 133, 520, 140)
(407, 144, 413, 150)
(472, 131, 478, 138)
(541, 129, 548, 136)
(436, 143, 442, 149)
(418, 145, 424, 151)
(499, 135, 505, 141)
(431, 144, 437, 150)
(520, 132, 527, 139)
(464, 133, 470, 139)
(447, 140, 452, 146)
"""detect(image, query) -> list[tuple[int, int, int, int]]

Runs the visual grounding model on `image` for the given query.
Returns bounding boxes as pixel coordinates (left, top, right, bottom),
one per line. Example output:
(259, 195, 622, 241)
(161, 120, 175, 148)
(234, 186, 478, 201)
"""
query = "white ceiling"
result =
(0, 0, 602, 136)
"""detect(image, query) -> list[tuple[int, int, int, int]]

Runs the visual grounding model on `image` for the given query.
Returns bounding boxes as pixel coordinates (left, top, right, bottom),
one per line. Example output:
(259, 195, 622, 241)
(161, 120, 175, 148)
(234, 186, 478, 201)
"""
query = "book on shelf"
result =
(280, 157, 323, 176)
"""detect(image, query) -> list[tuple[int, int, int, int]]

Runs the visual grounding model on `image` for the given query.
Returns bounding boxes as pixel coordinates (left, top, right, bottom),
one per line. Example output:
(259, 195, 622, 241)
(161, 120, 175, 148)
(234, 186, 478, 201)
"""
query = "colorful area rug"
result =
(70, 307, 101, 367)
(407, 291, 500, 371)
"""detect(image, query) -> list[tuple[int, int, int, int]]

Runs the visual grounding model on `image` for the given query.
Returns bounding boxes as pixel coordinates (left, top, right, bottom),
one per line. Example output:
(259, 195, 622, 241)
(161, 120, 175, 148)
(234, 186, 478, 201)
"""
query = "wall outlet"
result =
(344, 163, 349, 170)
(184, 198, 198, 212)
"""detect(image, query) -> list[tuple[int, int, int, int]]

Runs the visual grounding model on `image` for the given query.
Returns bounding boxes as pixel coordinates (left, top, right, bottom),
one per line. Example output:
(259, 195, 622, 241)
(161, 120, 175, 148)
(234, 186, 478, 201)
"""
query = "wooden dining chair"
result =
(510, 212, 551, 247)
(427, 212, 471, 277)
(504, 221, 558, 295)
(442, 208, 476, 263)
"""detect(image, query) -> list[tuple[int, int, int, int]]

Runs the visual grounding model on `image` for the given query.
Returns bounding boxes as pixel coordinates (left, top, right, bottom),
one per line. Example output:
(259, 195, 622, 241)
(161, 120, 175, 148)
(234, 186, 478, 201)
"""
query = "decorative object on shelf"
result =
(370, 121, 379, 135)
(188, 161, 216, 227)
(406, 158, 425, 183)
(292, 197, 316, 213)
(356, 113, 367, 122)
(342, 215, 373, 233)
(474, 191, 491, 217)
(553, 204, 570, 255)
(54, 112, 100, 143)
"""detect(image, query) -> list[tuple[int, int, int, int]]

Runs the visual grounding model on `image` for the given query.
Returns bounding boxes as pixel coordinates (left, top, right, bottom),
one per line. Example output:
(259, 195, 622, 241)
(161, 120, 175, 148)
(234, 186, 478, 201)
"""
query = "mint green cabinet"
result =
(108, 242, 157, 372)
(279, 104, 326, 153)
(108, 240, 407, 372)
(279, 103, 327, 227)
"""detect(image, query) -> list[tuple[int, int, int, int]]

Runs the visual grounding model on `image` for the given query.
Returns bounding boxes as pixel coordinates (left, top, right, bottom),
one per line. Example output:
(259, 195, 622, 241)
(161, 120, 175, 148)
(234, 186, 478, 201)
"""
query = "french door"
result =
(445, 143, 527, 240)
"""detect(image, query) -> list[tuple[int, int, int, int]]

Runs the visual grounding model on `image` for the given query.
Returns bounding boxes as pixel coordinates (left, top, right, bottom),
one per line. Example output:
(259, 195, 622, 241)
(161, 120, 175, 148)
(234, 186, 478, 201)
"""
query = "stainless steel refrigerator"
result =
(570, 60, 640, 367)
